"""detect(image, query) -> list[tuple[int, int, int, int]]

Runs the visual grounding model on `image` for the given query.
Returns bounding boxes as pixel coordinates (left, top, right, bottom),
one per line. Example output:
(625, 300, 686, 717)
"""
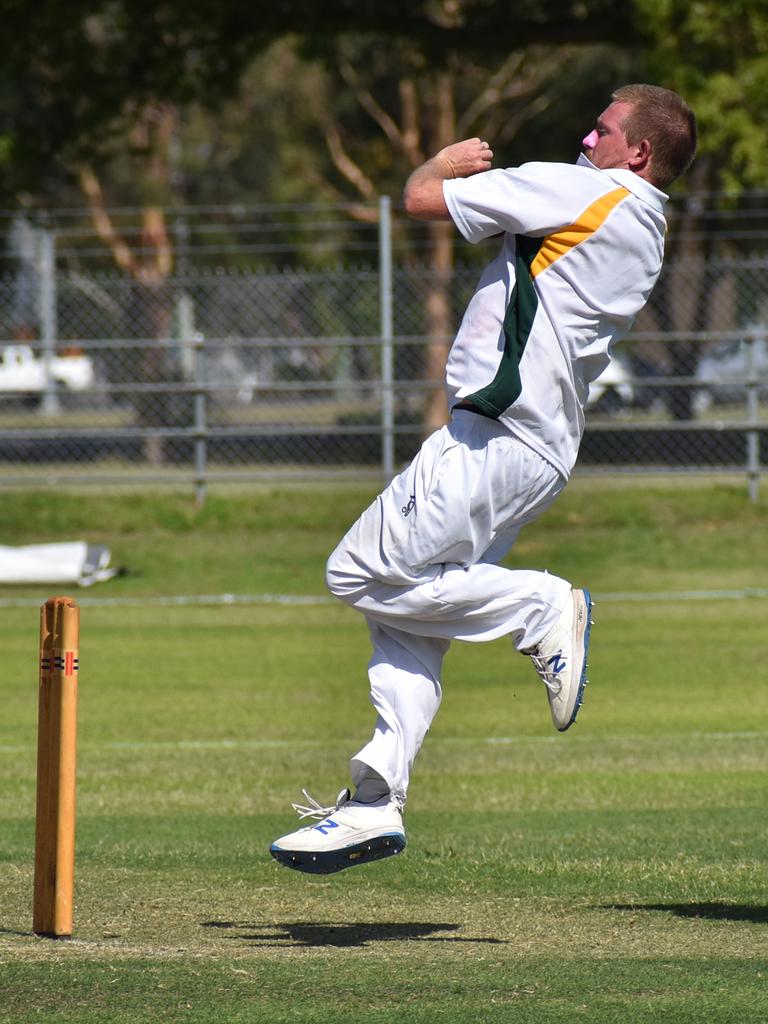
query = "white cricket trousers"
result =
(326, 409, 572, 802)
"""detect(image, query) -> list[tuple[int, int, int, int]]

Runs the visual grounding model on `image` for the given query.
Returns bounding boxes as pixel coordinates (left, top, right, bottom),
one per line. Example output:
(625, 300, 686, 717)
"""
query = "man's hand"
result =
(404, 138, 494, 221)
(434, 138, 494, 179)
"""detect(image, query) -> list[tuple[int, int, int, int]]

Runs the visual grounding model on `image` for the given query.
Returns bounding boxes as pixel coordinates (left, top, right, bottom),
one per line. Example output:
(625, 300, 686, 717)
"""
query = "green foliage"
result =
(637, 0, 768, 188)
(0, 1, 639, 205)
(3, 0, 765, 206)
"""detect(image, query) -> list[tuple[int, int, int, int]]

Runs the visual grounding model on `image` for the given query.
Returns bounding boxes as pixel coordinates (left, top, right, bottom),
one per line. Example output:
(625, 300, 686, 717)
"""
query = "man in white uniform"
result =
(271, 84, 697, 874)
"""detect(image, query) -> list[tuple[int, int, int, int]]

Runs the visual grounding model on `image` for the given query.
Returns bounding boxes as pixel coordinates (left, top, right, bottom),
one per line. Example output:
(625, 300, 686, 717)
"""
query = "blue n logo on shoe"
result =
(314, 819, 340, 835)
(548, 652, 567, 674)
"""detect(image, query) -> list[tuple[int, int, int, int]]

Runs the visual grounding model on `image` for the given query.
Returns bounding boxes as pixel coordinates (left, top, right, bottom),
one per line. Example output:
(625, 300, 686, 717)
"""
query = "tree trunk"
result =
(423, 71, 456, 434)
(658, 160, 715, 421)
(423, 219, 454, 432)
(79, 106, 177, 463)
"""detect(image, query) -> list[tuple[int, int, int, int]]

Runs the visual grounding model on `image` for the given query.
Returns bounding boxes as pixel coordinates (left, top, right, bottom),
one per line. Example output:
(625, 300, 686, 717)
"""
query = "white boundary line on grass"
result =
(593, 587, 768, 603)
(0, 592, 335, 609)
(0, 587, 767, 610)
(1, 730, 767, 755)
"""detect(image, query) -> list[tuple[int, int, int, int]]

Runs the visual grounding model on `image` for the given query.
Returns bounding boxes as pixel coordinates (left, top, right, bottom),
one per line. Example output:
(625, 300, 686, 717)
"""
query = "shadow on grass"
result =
(607, 903, 768, 923)
(202, 919, 508, 948)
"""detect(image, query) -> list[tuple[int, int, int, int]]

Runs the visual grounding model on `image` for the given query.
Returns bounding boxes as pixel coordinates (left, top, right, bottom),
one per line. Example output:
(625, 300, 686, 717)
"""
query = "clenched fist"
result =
(435, 138, 494, 179)
(404, 137, 495, 220)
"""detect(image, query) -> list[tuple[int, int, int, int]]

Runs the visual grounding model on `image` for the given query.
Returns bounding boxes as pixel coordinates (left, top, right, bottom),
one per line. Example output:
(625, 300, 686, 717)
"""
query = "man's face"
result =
(582, 101, 637, 171)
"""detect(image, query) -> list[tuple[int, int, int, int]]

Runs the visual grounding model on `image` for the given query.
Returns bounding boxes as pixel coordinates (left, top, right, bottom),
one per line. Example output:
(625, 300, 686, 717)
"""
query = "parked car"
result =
(694, 332, 768, 408)
(0, 344, 95, 405)
(586, 355, 634, 413)
(177, 334, 260, 405)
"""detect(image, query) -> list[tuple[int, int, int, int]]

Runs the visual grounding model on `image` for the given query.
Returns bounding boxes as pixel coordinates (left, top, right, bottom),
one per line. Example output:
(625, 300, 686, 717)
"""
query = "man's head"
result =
(582, 84, 697, 189)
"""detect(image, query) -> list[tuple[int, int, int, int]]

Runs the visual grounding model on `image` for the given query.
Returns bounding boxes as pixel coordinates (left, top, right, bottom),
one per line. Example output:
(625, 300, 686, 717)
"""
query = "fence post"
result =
(745, 328, 761, 503)
(38, 228, 60, 417)
(379, 195, 394, 479)
(194, 333, 208, 507)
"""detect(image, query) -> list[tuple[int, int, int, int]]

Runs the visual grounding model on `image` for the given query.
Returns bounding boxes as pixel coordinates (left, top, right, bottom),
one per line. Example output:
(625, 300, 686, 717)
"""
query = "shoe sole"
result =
(559, 587, 592, 732)
(270, 832, 406, 875)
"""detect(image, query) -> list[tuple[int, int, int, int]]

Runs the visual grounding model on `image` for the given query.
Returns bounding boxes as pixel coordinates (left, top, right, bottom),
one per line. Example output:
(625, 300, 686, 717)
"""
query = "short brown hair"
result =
(612, 84, 697, 189)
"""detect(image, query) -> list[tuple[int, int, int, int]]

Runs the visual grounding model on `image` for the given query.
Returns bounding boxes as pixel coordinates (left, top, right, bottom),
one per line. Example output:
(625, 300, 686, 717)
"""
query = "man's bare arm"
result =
(403, 138, 493, 221)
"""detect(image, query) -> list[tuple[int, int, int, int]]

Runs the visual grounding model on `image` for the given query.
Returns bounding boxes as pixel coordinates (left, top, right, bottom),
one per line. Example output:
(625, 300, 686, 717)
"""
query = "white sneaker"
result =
(524, 588, 593, 731)
(270, 788, 406, 874)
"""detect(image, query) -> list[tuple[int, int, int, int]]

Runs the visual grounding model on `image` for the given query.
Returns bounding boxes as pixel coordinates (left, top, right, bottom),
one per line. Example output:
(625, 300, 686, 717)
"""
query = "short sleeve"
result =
(443, 161, 608, 244)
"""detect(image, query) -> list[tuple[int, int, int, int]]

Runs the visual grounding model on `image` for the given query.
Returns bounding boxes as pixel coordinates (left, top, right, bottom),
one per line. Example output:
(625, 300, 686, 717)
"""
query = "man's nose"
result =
(582, 129, 599, 150)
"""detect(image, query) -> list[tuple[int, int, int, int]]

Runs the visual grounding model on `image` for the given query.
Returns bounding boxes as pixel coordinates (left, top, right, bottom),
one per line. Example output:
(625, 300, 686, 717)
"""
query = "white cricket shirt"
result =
(443, 154, 667, 478)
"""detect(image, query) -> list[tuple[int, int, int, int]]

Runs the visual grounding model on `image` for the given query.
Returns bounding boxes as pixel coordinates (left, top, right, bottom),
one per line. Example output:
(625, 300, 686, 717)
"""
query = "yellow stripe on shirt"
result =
(530, 187, 630, 278)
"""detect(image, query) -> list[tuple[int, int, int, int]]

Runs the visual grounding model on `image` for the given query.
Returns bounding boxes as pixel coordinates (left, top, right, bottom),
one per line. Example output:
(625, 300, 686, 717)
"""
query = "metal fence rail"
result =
(0, 196, 767, 501)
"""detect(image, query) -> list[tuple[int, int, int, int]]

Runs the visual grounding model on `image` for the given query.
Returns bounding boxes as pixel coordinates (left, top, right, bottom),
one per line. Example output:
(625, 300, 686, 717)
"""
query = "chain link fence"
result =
(1, 195, 767, 500)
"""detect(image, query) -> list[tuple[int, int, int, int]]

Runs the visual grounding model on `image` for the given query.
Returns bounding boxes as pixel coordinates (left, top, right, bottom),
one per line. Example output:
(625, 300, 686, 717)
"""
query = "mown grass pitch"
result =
(1, 482, 767, 1023)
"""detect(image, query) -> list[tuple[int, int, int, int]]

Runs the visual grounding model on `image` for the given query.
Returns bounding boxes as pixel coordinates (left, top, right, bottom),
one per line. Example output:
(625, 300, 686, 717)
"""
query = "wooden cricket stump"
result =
(33, 596, 80, 939)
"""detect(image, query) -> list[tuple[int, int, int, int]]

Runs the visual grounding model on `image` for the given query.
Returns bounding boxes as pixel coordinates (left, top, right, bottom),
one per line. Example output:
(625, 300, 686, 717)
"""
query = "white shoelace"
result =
(528, 654, 562, 696)
(291, 788, 350, 820)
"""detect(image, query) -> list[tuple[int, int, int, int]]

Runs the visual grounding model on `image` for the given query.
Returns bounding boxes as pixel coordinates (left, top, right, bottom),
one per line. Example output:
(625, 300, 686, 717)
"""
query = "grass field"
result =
(1, 480, 768, 1022)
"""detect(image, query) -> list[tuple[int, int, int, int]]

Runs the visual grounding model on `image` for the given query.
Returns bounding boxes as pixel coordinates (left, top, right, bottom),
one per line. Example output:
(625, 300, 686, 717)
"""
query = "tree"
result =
(321, 44, 554, 429)
(290, 34, 633, 429)
(630, 1, 768, 417)
(0, 2, 645, 447)
(0, 0, 642, 202)
(77, 104, 180, 463)
(636, 0, 768, 190)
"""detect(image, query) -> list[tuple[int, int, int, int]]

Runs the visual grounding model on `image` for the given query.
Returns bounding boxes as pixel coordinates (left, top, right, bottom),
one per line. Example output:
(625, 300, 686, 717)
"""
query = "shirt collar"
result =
(577, 152, 668, 212)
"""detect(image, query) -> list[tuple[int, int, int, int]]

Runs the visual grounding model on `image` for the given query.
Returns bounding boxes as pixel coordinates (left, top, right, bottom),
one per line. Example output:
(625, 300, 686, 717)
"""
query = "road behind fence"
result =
(1, 195, 767, 501)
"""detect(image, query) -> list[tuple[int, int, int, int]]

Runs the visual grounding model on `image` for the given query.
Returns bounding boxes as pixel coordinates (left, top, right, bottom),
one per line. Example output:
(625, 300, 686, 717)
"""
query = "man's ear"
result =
(629, 137, 651, 173)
